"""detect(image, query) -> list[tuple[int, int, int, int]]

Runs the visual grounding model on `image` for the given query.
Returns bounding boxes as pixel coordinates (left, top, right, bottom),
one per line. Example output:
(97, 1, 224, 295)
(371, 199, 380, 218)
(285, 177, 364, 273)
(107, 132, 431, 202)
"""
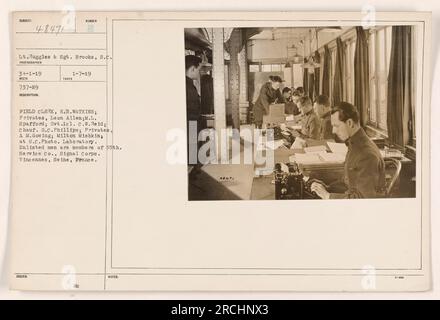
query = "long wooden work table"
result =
(188, 124, 414, 201)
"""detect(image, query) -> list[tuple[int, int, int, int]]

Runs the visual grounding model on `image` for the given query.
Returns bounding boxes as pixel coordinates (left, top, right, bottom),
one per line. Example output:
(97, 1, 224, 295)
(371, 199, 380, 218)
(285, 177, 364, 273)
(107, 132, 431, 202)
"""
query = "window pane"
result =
(386, 26, 392, 73)
(369, 32, 376, 75)
(351, 41, 356, 103)
(345, 42, 350, 102)
(319, 49, 324, 94)
(378, 71, 387, 102)
(331, 49, 336, 77)
(376, 28, 388, 132)
(376, 30, 386, 129)
(379, 101, 387, 130)
(261, 64, 271, 72)
(377, 29, 386, 72)
(330, 48, 336, 103)
(249, 64, 259, 72)
(271, 64, 281, 72)
(369, 78, 377, 123)
(378, 72, 388, 131)
(368, 32, 376, 124)
(293, 64, 303, 88)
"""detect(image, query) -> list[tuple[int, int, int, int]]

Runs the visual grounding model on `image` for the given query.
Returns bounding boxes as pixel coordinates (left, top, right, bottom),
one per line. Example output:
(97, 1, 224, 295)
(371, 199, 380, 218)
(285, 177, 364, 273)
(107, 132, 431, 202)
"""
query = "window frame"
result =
(343, 38, 356, 104)
(366, 26, 392, 136)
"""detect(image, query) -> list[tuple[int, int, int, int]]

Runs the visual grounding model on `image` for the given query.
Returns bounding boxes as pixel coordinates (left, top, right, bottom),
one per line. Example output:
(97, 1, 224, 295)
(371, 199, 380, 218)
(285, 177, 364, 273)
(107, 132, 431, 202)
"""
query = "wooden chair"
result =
(384, 158, 402, 197)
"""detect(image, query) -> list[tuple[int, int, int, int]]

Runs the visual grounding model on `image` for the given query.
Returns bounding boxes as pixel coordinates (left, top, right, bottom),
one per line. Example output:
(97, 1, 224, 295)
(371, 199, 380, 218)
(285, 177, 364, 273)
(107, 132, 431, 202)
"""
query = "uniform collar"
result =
(346, 127, 367, 147)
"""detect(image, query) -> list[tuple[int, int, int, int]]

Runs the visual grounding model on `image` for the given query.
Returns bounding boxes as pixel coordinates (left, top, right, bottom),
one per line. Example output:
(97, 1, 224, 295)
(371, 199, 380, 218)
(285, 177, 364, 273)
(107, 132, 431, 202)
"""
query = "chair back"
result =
(384, 158, 402, 197)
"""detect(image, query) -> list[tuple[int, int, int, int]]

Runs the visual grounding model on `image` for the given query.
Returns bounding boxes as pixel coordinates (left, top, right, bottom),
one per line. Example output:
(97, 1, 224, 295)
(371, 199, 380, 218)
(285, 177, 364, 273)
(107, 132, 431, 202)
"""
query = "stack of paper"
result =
(380, 149, 403, 158)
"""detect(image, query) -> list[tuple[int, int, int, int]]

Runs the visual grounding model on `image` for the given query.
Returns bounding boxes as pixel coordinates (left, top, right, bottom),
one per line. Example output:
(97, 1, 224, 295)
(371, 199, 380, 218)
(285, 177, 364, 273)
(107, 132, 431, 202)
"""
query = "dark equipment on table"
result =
(273, 162, 320, 199)
(272, 126, 296, 149)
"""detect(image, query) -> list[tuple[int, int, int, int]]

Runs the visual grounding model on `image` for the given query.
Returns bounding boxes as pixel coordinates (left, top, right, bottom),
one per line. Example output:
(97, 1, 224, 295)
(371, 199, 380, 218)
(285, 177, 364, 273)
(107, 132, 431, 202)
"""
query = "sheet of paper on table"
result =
(289, 153, 323, 164)
(319, 152, 346, 163)
(290, 151, 346, 165)
(290, 124, 302, 130)
(304, 145, 328, 154)
(327, 141, 348, 155)
(266, 139, 286, 150)
(290, 137, 306, 149)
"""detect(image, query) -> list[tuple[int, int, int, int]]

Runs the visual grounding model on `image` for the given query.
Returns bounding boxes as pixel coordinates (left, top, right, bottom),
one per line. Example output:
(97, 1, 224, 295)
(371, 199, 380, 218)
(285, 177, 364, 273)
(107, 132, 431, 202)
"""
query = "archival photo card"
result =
(9, 11, 431, 291)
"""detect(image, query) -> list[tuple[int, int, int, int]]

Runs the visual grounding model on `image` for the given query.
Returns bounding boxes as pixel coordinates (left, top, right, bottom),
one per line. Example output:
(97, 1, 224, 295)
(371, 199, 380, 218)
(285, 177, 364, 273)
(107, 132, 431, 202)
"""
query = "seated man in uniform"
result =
(291, 89, 302, 106)
(295, 86, 305, 97)
(296, 96, 320, 140)
(282, 87, 300, 115)
(282, 86, 292, 101)
(313, 94, 333, 140)
(310, 102, 386, 199)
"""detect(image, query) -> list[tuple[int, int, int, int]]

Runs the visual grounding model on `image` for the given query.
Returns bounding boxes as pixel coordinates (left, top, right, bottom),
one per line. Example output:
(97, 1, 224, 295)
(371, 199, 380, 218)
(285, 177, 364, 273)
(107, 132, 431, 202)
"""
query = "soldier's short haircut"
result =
(185, 55, 202, 71)
(282, 87, 292, 94)
(269, 75, 284, 83)
(292, 89, 301, 97)
(316, 94, 330, 107)
(331, 101, 360, 124)
(296, 87, 305, 95)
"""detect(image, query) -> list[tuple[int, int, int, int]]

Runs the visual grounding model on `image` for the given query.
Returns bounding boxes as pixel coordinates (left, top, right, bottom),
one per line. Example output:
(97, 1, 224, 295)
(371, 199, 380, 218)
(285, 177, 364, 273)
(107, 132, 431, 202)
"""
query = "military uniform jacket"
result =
(300, 110, 320, 140)
(253, 82, 283, 123)
(186, 76, 201, 121)
(330, 128, 386, 199)
(319, 111, 333, 140)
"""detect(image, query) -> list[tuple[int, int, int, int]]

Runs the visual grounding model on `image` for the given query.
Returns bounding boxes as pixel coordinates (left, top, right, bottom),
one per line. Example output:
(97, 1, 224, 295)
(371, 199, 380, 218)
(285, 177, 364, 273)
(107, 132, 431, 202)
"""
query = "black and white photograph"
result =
(185, 26, 417, 200)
